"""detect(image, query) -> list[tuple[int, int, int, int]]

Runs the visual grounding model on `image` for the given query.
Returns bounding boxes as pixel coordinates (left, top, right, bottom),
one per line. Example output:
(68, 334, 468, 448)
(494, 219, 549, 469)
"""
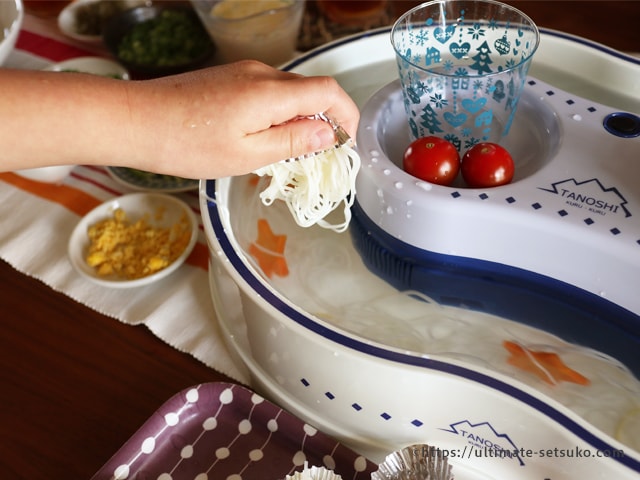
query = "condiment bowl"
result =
(44, 56, 129, 79)
(0, 0, 23, 66)
(103, 5, 214, 78)
(57, 0, 144, 44)
(69, 193, 198, 288)
(14, 165, 76, 183)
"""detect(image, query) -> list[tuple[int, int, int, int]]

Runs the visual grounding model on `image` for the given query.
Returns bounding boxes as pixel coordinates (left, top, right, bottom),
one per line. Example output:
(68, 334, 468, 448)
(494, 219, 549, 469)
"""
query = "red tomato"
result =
(461, 143, 515, 188)
(402, 136, 460, 186)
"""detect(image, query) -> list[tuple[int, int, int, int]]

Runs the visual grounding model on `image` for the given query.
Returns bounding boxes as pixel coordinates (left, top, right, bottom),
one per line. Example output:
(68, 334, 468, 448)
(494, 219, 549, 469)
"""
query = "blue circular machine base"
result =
(350, 200, 640, 378)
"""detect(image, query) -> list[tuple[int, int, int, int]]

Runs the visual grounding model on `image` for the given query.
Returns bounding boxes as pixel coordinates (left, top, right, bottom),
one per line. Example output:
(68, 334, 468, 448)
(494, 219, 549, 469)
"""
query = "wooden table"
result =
(0, 2, 637, 478)
(0, 259, 234, 478)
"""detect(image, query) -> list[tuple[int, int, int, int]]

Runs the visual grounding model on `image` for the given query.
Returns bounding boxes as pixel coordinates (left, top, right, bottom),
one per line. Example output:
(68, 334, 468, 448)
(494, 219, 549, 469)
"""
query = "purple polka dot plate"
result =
(90, 382, 375, 480)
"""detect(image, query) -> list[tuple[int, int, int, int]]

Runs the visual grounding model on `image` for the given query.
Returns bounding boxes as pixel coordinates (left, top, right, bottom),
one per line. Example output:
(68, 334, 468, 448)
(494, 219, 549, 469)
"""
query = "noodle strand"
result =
(253, 143, 361, 233)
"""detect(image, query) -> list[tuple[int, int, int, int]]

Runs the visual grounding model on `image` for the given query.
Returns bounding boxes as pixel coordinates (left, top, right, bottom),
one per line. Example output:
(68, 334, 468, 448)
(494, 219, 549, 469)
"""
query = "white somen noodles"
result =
(253, 143, 361, 233)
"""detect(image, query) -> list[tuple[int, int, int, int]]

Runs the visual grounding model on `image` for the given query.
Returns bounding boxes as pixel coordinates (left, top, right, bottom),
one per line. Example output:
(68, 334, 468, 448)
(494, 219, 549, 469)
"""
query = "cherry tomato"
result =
(461, 142, 515, 188)
(402, 136, 460, 186)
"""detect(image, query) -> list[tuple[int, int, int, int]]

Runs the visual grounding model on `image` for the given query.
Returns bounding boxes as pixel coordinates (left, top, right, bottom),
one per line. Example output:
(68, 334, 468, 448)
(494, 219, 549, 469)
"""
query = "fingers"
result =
(228, 62, 359, 140)
(241, 117, 340, 169)
(228, 62, 361, 169)
(149, 61, 361, 177)
(274, 74, 361, 140)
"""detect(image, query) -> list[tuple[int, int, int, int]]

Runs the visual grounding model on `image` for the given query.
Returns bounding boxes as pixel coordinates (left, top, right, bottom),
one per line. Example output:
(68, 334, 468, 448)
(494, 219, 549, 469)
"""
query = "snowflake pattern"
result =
(442, 59, 455, 72)
(464, 137, 481, 149)
(429, 93, 448, 109)
(467, 23, 486, 40)
(415, 29, 429, 46)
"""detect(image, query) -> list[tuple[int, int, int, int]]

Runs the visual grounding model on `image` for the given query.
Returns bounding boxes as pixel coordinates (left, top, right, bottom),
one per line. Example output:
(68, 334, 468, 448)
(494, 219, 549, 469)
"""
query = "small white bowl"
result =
(57, 0, 145, 44)
(44, 56, 130, 79)
(0, 0, 23, 66)
(57, 0, 107, 44)
(68, 193, 198, 288)
(14, 165, 76, 183)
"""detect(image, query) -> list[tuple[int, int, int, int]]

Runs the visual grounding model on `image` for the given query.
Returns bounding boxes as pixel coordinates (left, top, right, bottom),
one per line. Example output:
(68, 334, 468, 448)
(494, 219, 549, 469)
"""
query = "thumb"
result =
(247, 118, 338, 166)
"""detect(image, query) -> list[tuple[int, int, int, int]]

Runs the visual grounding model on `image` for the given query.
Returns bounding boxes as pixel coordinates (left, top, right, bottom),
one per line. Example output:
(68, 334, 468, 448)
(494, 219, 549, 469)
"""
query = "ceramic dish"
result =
(13, 164, 75, 183)
(107, 166, 199, 192)
(57, 0, 145, 44)
(91, 382, 376, 480)
(68, 193, 198, 288)
(0, 0, 23, 67)
(102, 5, 214, 78)
(200, 28, 640, 478)
(44, 56, 129, 79)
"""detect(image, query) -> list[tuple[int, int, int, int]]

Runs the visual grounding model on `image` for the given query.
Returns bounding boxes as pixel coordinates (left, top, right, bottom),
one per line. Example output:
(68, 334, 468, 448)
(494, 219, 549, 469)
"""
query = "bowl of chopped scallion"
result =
(103, 5, 215, 78)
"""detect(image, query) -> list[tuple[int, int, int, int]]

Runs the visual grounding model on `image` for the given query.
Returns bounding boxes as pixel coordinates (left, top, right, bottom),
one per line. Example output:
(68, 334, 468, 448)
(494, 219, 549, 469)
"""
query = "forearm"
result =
(0, 69, 138, 171)
(0, 61, 360, 179)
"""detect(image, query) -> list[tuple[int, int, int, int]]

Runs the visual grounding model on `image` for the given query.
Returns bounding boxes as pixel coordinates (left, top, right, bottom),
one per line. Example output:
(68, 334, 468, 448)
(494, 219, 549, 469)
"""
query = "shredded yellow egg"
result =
(85, 208, 191, 279)
(253, 143, 361, 233)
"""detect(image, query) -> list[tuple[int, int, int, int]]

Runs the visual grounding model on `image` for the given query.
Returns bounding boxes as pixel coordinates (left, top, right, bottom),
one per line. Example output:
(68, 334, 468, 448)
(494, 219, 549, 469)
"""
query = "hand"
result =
(128, 60, 360, 178)
(0, 61, 359, 179)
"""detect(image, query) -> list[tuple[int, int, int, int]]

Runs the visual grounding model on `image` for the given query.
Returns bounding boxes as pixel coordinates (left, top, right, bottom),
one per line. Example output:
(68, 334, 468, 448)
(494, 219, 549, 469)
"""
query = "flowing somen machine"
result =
(352, 0, 639, 378)
(201, 20, 640, 480)
(352, 76, 640, 377)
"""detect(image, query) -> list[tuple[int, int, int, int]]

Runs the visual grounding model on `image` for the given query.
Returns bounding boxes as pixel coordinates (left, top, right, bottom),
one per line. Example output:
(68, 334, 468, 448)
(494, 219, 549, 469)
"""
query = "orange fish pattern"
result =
(503, 340, 590, 386)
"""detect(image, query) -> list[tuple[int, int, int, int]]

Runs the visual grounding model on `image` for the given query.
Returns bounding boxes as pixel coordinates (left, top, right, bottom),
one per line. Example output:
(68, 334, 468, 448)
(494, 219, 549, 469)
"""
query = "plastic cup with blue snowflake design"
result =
(391, 0, 539, 151)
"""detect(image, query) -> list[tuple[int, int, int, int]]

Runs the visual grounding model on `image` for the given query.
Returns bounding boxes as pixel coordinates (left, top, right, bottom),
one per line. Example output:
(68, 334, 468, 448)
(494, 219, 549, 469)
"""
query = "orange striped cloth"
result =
(0, 170, 209, 270)
(0, 22, 247, 384)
